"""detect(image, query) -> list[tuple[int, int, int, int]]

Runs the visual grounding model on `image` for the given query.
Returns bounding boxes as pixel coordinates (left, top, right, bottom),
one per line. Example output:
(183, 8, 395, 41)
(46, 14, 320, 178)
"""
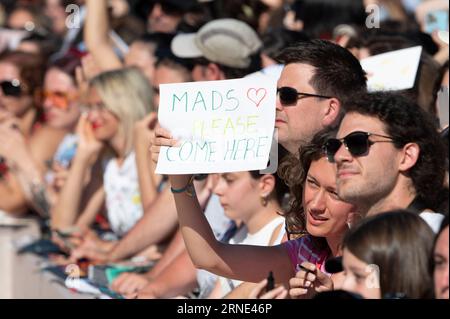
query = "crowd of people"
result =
(0, 0, 448, 299)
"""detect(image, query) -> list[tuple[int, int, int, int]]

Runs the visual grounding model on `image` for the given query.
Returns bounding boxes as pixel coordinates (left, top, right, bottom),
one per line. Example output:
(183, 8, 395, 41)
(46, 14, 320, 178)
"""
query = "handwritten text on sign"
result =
(155, 77, 276, 174)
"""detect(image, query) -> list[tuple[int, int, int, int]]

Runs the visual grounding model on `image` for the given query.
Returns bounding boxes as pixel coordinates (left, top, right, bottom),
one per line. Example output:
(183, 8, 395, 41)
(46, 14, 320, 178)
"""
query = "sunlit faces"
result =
(213, 172, 268, 222)
(43, 68, 80, 129)
(341, 248, 382, 299)
(125, 42, 156, 83)
(0, 62, 33, 117)
(434, 226, 449, 299)
(303, 157, 356, 238)
(275, 63, 330, 153)
(86, 87, 120, 141)
(334, 113, 402, 206)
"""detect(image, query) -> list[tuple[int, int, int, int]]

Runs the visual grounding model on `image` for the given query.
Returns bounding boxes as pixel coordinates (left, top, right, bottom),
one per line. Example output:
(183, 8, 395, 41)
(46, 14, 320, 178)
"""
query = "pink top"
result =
(283, 235, 331, 275)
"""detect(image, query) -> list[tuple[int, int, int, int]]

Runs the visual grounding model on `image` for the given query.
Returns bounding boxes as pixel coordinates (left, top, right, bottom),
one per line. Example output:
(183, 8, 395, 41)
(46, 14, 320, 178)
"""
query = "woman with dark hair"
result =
(433, 216, 449, 299)
(0, 51, 45, 126)
(340, 210, 435, 299)
(0, 51, 66, 215)
(150, 128, 358, 298)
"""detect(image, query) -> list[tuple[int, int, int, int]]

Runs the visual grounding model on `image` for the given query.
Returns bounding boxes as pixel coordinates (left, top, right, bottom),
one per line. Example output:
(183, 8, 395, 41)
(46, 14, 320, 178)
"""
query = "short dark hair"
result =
(276, 39, 367, 103)
(343, 92, 446, 210)
(343, 210, 435, 299)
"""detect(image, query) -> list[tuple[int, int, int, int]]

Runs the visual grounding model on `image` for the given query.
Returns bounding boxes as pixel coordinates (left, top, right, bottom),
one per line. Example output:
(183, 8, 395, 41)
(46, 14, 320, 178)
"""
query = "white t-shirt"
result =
(103, 152, 143, 237)
(218, 216, 285, 297)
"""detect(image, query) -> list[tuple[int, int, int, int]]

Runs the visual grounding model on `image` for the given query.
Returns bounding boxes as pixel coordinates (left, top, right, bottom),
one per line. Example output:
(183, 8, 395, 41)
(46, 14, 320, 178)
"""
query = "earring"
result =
(260, 195, 268, 207)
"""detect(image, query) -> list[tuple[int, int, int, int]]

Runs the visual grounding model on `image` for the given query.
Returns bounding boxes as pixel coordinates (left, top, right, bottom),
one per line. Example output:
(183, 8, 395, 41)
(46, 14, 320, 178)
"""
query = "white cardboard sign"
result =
(360, 46, 422, 92)
(155, 77, 276, 174)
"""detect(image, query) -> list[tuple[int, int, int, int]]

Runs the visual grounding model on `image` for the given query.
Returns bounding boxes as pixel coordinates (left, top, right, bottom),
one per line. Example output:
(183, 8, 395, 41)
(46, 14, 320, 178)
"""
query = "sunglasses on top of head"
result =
(0, 80, 23, 97)
(323, 131, 395, 163)
(277, 87, 332, 106)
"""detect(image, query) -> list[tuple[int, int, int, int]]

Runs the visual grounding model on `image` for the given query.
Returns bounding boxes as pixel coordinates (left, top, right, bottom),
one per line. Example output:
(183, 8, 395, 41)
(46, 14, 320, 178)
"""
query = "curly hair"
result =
(343, 92, 446, 210)
(278, 128, 337, 240)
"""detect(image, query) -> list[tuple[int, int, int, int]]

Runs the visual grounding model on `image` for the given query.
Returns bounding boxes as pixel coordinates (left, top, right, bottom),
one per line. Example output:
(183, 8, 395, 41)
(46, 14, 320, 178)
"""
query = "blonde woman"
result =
(51, 67, 154, 240)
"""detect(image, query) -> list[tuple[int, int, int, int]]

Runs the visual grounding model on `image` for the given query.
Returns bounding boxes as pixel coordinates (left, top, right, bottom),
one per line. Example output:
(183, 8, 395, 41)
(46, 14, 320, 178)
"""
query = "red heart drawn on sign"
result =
(247, 88, 267, 107)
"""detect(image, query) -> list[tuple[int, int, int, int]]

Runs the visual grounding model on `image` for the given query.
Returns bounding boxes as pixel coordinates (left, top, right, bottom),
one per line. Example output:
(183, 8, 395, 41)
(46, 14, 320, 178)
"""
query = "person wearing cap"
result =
(171, 18, 263, 81)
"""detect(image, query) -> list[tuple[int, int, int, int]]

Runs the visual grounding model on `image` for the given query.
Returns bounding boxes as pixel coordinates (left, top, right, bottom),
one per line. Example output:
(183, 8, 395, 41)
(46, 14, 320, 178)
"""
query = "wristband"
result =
(170, 176, 195, 197)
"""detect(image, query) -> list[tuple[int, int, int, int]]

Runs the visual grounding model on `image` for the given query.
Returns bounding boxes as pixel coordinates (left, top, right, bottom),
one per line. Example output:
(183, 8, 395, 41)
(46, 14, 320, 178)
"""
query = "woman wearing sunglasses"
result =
(0, 51, 67, 215)
(29, 55, 84, 213)
(151, 128, 358, 298)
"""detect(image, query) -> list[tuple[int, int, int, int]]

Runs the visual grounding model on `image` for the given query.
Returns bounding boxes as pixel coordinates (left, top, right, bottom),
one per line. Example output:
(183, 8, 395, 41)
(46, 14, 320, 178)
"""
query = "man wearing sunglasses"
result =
(324, 92, 447, 232)
(274, 40, 367, 155)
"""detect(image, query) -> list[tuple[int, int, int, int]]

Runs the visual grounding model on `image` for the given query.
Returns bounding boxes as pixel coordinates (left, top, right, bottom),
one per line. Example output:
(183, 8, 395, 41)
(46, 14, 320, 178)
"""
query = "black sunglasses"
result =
(324, 131, 395, 163)
(0, 80, 22, 97)
(277, 87, 332, 106)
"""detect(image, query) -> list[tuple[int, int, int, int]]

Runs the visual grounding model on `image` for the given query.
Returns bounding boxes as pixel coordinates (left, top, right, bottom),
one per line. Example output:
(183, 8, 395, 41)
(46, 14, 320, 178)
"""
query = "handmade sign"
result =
(155, 77, 276, 174)
(360, 46, 422, 92)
